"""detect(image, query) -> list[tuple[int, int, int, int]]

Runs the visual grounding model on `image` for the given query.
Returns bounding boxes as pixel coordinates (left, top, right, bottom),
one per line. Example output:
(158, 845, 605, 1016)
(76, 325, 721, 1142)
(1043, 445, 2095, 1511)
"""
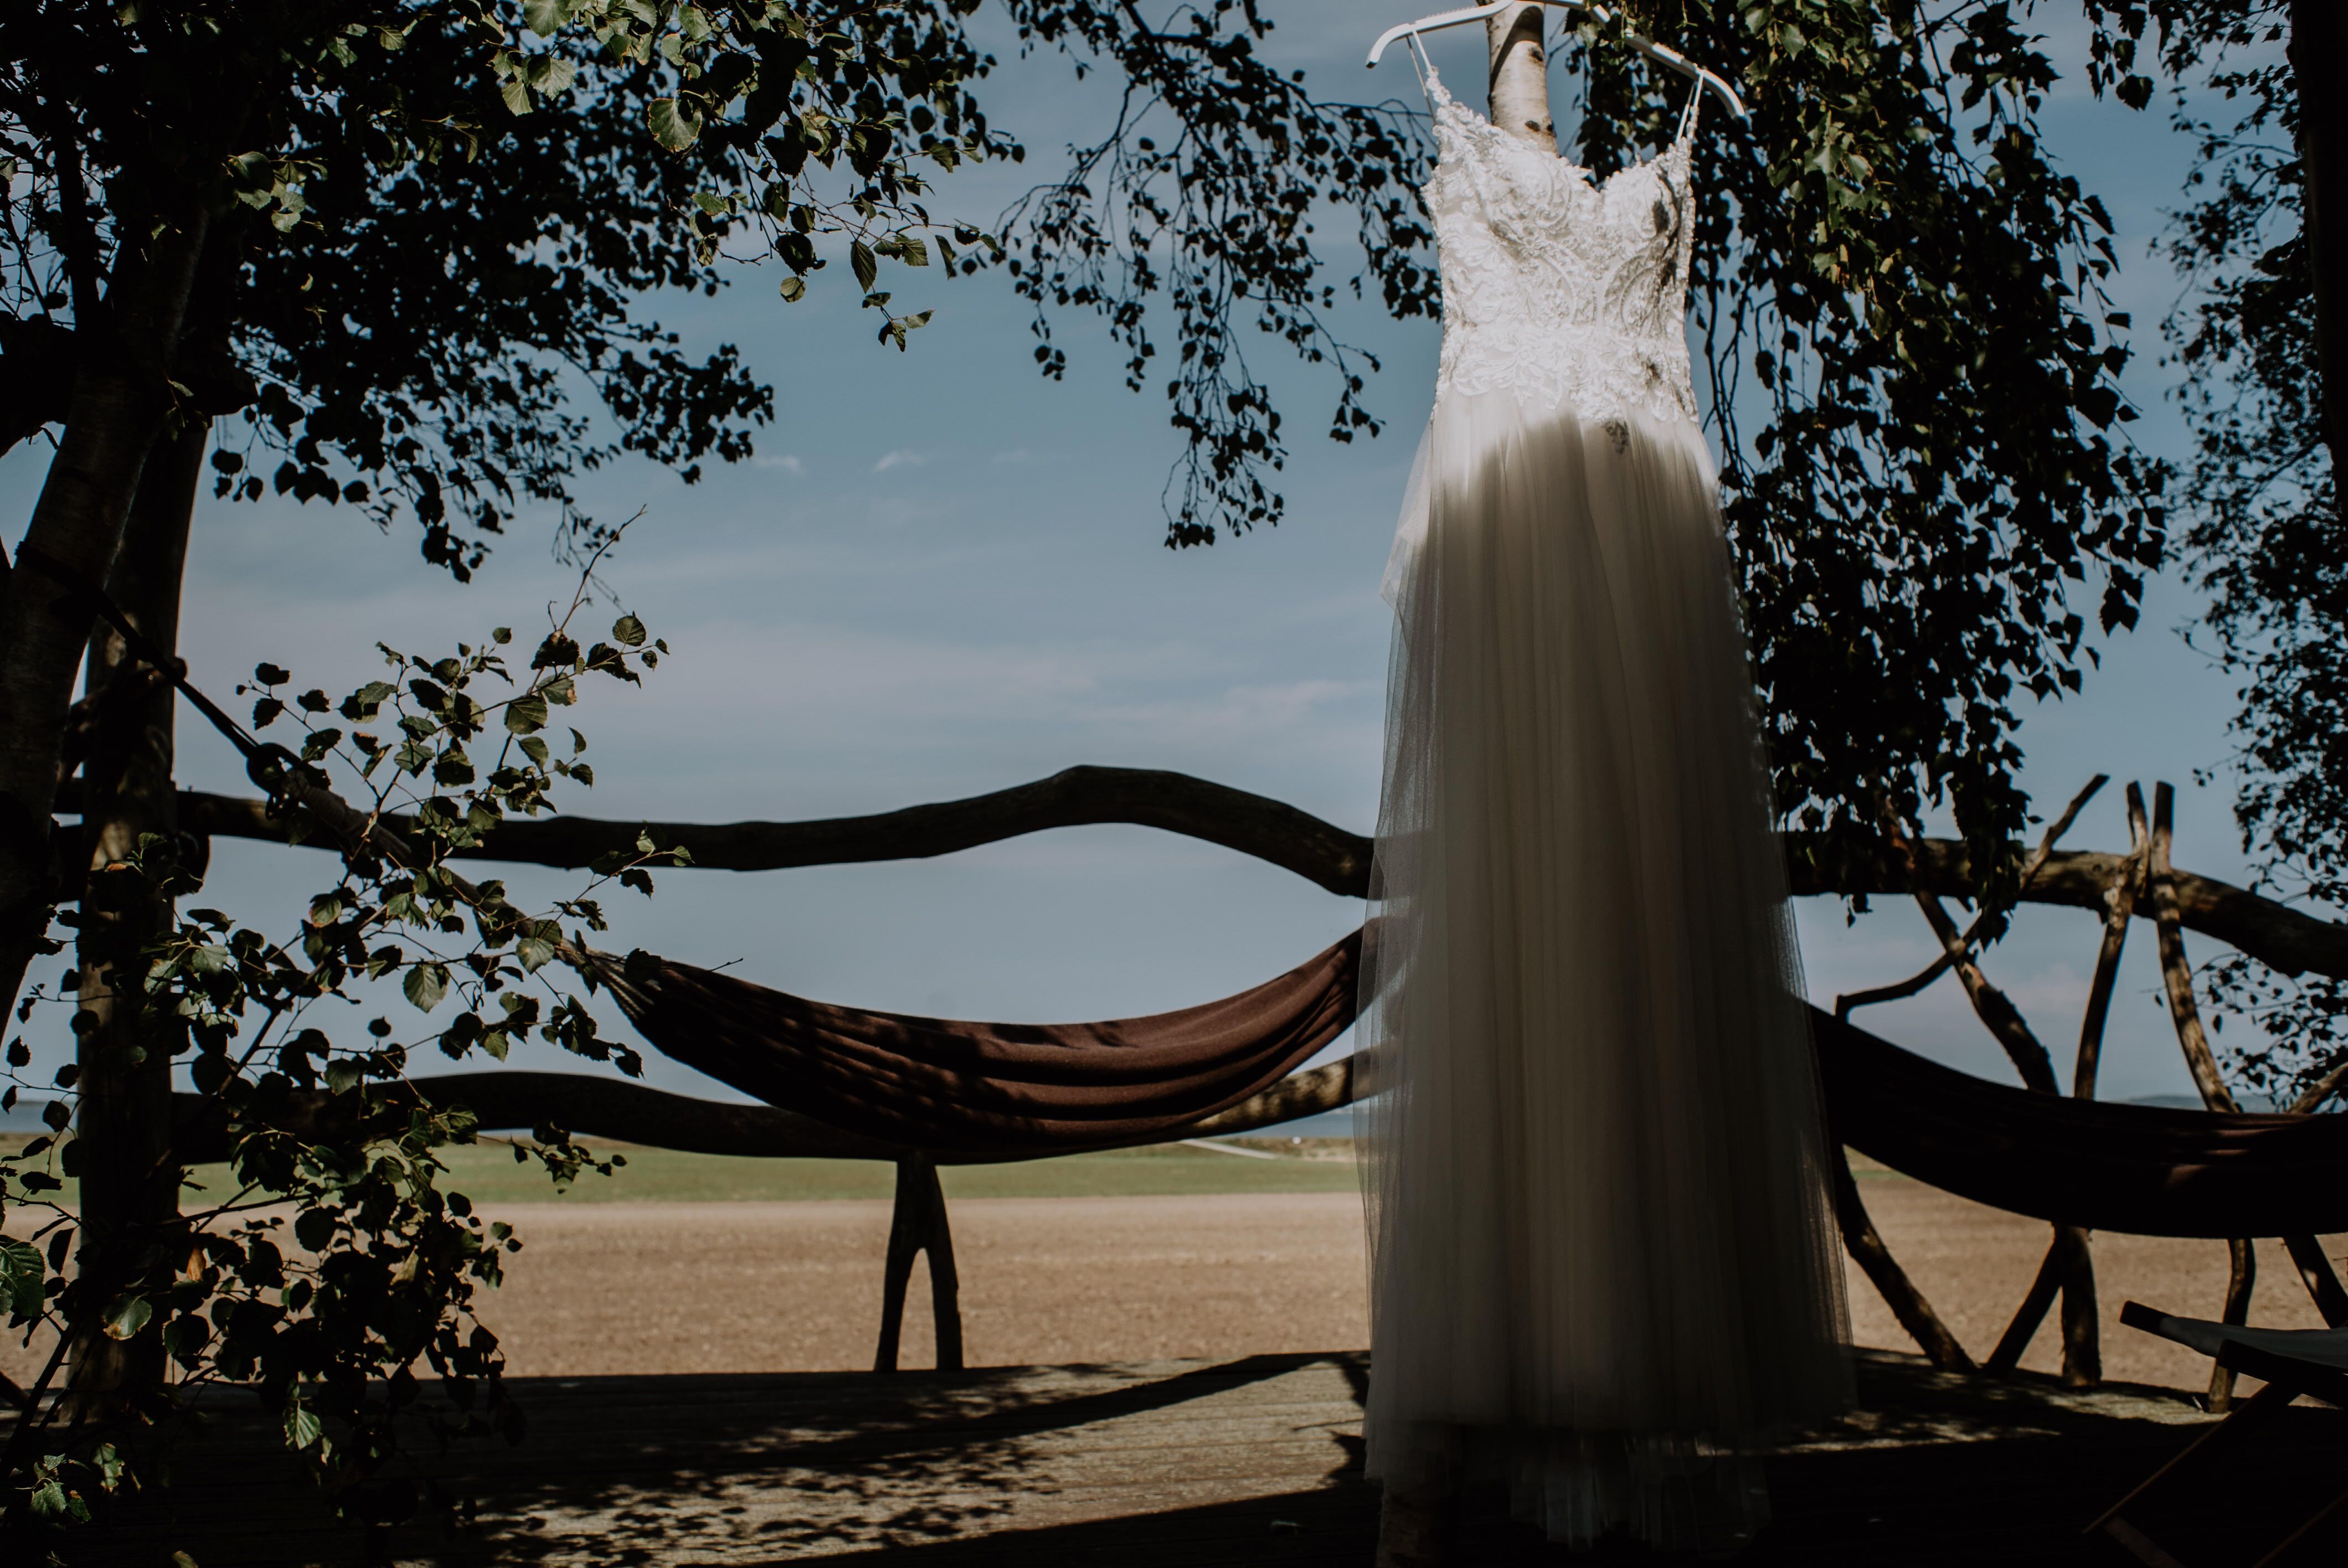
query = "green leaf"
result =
(295, 1207, 337, 1252)
(648, 97, 703, 152)
(404, 963, 450, 1013)
(779, 275, 806, 302)
(0, 1238, 44, 1319)
(285, 1398, 322, 1452)
(102, 1294, 152, 1341)
(502, 75, 534, 117)
(522, 0, 571, 35)
(516, 935, 557, 973)
(506, 693, 550, 735)
(850, 240, 878, 291)
(611, 614, 647, 647)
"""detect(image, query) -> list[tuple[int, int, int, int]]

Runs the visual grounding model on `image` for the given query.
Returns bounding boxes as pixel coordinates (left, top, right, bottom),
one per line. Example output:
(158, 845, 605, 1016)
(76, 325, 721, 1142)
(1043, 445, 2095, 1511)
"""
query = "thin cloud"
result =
(872, 449, 930, 473)
(753, 453, 806, 475)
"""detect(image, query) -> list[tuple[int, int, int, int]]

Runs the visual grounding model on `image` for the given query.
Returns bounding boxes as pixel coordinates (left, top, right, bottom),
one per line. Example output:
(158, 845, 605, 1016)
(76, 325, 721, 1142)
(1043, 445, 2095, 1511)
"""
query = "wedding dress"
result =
(1357, 64, 1851, 1552)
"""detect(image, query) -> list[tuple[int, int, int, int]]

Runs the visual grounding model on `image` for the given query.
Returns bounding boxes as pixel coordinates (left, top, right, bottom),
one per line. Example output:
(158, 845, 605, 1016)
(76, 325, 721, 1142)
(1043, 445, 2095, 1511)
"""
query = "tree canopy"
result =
(2084, 1, 2344, 1102)
(1, 0, 2343, 1540)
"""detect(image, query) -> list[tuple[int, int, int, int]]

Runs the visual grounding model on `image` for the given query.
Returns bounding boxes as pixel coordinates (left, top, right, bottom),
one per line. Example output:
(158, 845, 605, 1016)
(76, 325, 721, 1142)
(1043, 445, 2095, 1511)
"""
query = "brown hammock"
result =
(1809, 1009, 2348, 1239)
(593, 929, 2348, 1239)
(593, 932, 1363, 1154)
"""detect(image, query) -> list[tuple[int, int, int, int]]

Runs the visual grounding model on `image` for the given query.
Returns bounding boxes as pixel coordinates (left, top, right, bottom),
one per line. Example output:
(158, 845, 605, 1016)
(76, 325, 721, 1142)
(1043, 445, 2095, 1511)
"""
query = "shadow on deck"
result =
(33, 1349, 2344, 1565)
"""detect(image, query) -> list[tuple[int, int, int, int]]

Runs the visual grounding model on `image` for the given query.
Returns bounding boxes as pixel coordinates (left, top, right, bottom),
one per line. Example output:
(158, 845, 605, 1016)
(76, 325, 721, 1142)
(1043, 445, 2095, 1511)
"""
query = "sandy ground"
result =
(462, 1175, 2334, 1392)
(9, 1175, 2336, 1395)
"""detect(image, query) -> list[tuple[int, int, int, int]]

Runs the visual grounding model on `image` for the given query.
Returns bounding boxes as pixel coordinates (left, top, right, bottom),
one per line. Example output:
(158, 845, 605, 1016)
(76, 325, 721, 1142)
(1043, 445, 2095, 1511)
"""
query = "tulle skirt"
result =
(1357, 388, 1852, 1552)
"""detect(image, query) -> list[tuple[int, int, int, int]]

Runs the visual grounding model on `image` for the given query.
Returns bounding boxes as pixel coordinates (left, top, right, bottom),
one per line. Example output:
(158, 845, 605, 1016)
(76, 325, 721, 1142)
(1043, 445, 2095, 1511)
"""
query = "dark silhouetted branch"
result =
(122, 768, 2347, 981)
(1830, 1145, 1974, 1372)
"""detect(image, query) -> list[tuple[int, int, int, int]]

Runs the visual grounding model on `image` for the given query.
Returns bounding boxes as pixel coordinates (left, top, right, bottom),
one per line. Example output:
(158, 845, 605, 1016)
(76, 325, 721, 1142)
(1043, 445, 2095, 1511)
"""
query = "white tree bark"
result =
(1482, 1, 1557, 151)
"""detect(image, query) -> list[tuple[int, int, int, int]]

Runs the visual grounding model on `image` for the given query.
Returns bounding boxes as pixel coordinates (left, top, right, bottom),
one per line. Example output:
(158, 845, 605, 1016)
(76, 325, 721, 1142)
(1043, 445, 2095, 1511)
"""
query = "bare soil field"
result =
(460, 1171, 2333, 1392)
(7, 1166, 2334, 1396)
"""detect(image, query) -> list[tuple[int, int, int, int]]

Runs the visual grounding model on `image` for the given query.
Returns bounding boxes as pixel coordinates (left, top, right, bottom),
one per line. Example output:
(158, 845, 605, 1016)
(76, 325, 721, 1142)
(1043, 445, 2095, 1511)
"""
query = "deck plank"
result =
(17, 1348, 2343, 1565)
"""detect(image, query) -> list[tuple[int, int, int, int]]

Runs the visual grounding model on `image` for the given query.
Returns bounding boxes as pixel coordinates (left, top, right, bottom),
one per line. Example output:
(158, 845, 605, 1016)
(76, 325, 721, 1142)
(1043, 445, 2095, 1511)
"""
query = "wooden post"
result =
(873, 1153, 964, 1373)
(2073, 788, 2149, 1101)
(1905, 795, 2103, 1384)
(2148, 785, 2239, 1116)
(2209, 1239, 2257, 1411)
(2283, 1235, 2348, 1327)
(1830, 1144, 1974, 1371)
(2145, 782, 2262, 1410)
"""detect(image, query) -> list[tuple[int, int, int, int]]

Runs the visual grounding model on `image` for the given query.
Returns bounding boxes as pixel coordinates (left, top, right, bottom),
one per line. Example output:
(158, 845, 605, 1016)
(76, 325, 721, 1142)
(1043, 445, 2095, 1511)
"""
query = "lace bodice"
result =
(1424, 65, 1701, 426)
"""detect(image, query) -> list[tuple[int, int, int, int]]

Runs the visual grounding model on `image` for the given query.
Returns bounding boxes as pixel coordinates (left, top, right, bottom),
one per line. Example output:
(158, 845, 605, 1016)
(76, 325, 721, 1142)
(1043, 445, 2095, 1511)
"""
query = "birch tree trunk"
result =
(0, 210, 211, 1025)
(1483, 1, 1557, 152)
(65, 417, 204, 1401)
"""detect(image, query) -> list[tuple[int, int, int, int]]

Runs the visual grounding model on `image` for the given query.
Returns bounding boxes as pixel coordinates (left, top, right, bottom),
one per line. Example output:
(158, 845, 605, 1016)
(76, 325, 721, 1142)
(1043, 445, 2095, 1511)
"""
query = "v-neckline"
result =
(1423, 63, 1692, 197)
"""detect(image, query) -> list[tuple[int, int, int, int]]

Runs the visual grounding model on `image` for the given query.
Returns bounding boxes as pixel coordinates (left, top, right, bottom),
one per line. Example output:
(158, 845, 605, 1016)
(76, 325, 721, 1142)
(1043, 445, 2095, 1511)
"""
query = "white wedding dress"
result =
(1357, 65, 1851, 1552)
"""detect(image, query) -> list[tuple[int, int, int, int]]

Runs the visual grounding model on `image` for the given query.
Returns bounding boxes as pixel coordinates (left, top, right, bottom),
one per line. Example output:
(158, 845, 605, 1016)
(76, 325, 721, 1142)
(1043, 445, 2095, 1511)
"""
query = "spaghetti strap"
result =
(1674, 76, 1704, 145)
(1410, 46, 1443, 112)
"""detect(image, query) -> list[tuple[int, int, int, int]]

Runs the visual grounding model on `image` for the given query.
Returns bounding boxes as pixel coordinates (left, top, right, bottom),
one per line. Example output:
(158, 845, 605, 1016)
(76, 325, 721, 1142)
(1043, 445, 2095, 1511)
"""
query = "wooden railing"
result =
(117, 766, 2348, 1383)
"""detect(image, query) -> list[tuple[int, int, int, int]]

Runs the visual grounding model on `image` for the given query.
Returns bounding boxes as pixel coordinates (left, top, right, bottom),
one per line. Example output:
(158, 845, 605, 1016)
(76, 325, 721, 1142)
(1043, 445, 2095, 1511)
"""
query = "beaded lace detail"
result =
(1424, 65, 1701, 426)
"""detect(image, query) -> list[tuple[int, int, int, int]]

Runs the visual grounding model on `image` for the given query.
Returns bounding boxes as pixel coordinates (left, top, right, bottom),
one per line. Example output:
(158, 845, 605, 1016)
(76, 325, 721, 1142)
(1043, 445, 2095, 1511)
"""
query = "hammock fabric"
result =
(598, 930, 2348, 1237)
(596, 932, 1363, 1154)
(1809, 1009, 2348, 1239)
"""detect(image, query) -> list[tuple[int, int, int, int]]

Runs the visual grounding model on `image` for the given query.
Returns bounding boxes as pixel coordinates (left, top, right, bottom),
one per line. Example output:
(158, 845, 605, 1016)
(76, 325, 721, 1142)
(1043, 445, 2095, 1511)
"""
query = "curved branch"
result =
(130, 766, 2348, 979)
(168, 765, 1377, 899)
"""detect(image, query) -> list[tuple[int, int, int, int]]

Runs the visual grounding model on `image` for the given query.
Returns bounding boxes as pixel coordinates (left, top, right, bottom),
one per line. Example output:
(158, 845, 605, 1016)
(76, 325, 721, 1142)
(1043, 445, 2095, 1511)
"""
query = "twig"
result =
(1907, 884, 2061, 1095)
(1837, 776, 2107, 1020)
(2289, 1054, 2348, 1114)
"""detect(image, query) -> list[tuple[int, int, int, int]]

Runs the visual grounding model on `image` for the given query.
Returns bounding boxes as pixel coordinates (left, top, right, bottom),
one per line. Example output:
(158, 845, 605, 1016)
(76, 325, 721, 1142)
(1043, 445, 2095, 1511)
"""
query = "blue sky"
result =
(3, 5, 2288, 1116)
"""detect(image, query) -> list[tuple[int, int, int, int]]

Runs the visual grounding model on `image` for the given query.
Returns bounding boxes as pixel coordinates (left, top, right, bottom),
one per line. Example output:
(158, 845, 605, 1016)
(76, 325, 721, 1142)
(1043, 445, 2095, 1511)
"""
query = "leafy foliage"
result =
(985, 0, 1436, 544)
(1553, 2, 2166, 896)
(224, 24, 774, 579)
(1, 545, 682, 1537)
(7, 0, 2187, 879)
(2085, 2, 2343, 1104)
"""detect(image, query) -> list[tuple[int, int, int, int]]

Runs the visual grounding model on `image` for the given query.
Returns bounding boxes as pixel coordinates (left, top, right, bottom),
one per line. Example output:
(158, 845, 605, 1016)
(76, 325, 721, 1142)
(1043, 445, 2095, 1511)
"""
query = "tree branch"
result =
(82, 766, 2346, 981)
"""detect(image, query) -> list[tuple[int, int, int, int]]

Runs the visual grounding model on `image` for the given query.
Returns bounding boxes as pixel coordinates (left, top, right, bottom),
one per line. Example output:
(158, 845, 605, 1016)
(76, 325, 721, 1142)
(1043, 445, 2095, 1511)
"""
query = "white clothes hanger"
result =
(1367, 2, 1750, 122)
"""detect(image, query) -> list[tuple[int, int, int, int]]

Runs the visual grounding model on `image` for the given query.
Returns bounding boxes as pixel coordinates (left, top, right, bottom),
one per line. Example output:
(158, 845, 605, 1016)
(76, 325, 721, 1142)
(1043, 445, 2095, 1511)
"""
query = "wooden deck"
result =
(32, 1349, 2345, 1565)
